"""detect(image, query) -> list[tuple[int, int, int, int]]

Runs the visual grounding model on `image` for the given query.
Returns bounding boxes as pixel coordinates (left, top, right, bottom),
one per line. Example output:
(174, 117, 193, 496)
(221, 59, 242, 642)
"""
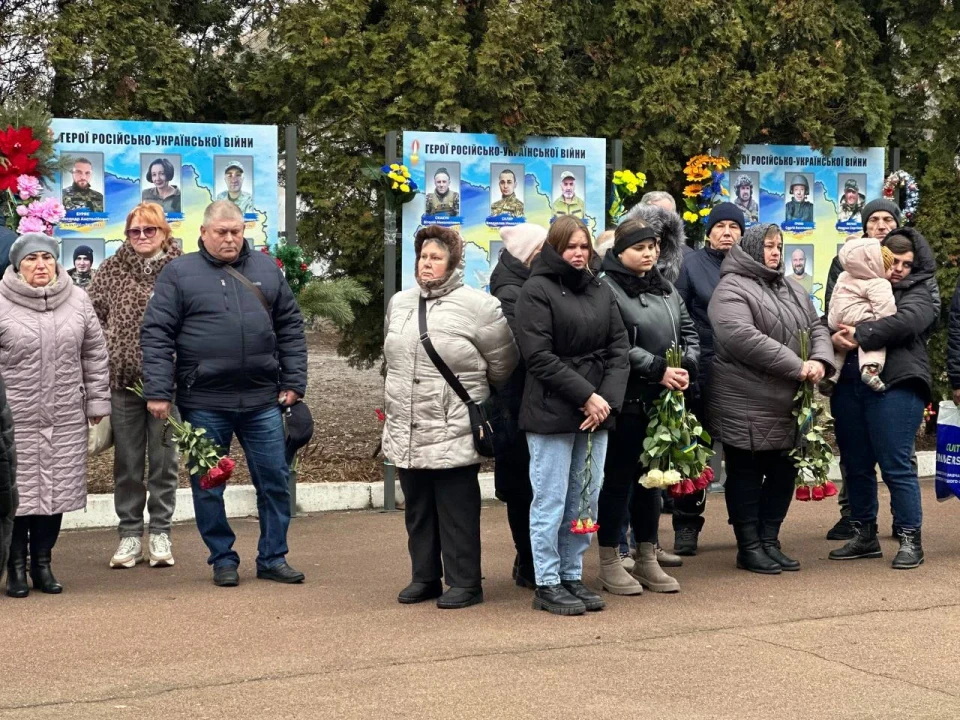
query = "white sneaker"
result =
(149, 532, 175, 568)
(110, 537, 144, 568)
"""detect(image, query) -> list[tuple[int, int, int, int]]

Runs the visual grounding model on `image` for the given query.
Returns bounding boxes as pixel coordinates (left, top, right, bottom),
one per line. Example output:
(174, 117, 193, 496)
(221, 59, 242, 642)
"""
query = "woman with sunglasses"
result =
(87, 203, 183, 570)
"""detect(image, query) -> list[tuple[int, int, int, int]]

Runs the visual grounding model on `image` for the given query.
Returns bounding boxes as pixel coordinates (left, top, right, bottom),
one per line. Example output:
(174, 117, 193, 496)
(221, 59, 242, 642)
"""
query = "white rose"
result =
(663, 469, 682, 487)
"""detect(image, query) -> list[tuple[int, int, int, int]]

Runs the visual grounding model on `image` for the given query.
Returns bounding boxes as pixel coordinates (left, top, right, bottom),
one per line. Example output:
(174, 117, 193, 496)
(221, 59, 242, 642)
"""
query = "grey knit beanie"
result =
(9, 232, 59, 271)
(740, 223, 782, 271)
(861, 198, 901, 234)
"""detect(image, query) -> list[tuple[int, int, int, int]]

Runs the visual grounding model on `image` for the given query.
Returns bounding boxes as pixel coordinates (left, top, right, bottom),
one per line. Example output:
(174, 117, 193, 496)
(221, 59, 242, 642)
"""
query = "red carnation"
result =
(795, 485, 811, 501)
(823, 481, 838, 498)
(812, 485, 825, 501)
(0, 125, 42, 157)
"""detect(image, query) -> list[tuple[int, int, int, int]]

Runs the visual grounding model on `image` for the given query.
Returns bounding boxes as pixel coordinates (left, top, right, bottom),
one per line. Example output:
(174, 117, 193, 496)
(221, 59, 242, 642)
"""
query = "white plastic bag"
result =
(935, 400, 960, 502)
(88, 417, 113, 457)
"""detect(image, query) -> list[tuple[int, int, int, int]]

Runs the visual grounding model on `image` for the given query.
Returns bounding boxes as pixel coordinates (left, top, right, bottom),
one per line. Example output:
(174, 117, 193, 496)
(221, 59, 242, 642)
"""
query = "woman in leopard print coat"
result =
(87, 203, 183, 571)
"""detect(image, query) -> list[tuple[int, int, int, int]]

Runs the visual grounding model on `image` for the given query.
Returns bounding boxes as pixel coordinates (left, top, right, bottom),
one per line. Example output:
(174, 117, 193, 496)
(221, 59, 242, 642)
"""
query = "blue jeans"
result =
(180, 405, 292, 571)
(527, 431, 609, 586)
(831, 382, 924, 531)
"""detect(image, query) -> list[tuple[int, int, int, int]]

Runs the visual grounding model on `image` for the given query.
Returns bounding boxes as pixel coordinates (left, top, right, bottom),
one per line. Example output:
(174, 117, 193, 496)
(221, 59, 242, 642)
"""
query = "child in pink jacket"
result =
(826, 237, 896, 391)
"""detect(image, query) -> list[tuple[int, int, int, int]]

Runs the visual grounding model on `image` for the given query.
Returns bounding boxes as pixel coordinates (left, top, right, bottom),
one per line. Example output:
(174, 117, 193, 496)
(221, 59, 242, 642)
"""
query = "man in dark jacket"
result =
(141, 200, 308, 587)
(672, 202, 744, 555)
(0, 226, 15, 278)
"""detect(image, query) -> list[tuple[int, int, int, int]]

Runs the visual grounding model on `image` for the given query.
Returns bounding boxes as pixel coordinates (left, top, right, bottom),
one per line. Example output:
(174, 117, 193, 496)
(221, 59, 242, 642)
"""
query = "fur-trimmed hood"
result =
(620, 203, 685, 282)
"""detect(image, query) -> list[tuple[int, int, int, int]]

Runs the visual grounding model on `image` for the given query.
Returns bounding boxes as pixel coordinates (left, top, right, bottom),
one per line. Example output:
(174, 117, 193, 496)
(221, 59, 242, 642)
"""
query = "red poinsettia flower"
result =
(795, 485, 811, 501)
(823, 481, 838, 498)
(0, 125, 42, 158)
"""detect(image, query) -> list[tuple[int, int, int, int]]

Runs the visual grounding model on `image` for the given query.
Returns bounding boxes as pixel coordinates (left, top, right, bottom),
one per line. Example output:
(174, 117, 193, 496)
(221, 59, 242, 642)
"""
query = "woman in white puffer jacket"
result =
(383, 225, 517, 610)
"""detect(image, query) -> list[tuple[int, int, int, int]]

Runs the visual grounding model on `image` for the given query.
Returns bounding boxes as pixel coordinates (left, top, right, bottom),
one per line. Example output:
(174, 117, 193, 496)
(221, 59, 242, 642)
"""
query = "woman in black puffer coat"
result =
(595, 219, 699, 596)
(515, 216, 629, 616)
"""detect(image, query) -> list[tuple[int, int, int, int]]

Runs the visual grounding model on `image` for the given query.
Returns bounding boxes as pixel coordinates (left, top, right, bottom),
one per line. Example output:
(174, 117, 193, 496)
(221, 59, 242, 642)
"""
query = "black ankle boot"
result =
(6, 542, 28, 598)
(30, 549, 63, 594)
(892, 529, 924, 570)
(760, 522, 800, 571)
(733, 524, 781, 574)
(828, 521, 882, 561)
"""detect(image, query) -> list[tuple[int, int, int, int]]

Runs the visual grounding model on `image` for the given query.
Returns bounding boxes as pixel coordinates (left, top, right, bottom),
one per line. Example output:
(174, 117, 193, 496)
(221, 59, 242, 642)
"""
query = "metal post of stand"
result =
(382, 130, 399, 512)
(284, 123, 299, 517)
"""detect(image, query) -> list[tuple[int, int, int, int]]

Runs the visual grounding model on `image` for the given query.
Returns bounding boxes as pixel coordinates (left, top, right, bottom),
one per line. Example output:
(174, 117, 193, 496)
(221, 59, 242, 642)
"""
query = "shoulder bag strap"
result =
(417, 296, 474, 405)
(222, 263, 271, 315)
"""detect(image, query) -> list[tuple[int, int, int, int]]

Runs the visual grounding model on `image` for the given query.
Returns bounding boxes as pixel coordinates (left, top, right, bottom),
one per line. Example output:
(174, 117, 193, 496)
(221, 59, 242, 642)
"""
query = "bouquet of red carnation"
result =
(129, 382, 237, 490)
(789, 330, 836, 502)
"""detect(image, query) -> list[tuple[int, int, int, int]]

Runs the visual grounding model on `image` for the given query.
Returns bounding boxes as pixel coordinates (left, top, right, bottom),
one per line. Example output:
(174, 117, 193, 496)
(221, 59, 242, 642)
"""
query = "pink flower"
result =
(39, 199, 64, 224)
(16, 174, 41, 200)
(17, 216, 45, 234)
(15, 204, 28, 217)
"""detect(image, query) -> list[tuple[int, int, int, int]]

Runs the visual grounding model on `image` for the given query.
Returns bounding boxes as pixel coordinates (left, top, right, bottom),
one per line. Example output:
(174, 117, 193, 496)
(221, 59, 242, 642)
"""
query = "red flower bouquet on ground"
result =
(570, 432, 600, 535)
(129, 382, 236, 490)
(790, 330, 835, 502)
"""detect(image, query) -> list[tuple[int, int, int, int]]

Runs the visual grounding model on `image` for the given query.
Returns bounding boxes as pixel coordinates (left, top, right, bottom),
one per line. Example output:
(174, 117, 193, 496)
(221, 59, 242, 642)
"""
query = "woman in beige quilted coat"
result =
(1, 232, 110, 598)
(383, 225, 517, 610)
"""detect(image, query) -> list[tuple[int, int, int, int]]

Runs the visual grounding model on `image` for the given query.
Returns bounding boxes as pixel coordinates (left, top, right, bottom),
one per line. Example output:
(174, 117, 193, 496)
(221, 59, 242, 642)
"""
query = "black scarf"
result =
(601, 252, 670, 298)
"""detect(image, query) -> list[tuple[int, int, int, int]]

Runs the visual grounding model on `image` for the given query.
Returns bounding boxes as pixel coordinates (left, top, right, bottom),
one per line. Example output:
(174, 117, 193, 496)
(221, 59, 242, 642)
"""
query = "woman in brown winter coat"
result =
(2, 232, 111, 597)
(707, 223, 834, 575)
(87, 203, 183, 571)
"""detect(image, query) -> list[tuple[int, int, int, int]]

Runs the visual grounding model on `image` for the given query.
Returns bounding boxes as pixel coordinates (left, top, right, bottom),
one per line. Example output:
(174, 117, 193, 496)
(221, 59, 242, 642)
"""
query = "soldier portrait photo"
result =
(784, 173, 814, 223)
(783, 243, 814, 295)
(61, 155, 105, 213)
(489, 164, 525, 217)
(214, 156, 255, 215)
(61, 237, 106, 290)
(732, 172, 759, 224)
(551, 168, 585, 219)
(423, 163, 461, 217)
(837, 174, 867, 224)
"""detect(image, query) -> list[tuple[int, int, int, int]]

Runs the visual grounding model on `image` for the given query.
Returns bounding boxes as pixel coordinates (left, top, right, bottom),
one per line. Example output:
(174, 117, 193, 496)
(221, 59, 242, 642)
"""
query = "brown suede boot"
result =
(631, 542, 680, 593)
(597, 545, 643, 595)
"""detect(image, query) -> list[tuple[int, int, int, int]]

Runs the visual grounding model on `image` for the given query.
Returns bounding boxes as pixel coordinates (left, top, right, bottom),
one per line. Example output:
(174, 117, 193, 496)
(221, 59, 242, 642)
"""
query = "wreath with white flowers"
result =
(882, 170, 920, 224)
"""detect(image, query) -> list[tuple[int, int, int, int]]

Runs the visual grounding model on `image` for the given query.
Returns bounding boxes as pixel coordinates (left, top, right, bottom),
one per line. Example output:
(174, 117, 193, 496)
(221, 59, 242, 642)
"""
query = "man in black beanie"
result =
(672, 202, 745, 555)
(68, 244, 96, 289)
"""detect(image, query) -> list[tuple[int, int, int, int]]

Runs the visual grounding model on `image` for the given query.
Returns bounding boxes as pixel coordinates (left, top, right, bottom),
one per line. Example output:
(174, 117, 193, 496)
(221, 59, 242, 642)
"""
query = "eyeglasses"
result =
(126, 226, 158, 239)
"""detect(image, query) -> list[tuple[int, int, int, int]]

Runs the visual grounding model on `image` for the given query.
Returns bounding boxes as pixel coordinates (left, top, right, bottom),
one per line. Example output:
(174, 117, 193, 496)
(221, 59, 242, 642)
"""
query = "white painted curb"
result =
(63, 452, 936, 531)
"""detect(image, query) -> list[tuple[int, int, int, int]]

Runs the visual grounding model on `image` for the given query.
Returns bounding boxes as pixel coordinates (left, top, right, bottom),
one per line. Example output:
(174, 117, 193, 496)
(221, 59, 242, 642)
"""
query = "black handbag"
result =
(418, 296, 504, 458)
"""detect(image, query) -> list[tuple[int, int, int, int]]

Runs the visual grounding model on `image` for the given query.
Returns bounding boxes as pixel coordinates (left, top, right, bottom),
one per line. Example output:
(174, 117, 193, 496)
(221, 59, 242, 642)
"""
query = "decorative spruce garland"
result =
(882, 170, 920, 224)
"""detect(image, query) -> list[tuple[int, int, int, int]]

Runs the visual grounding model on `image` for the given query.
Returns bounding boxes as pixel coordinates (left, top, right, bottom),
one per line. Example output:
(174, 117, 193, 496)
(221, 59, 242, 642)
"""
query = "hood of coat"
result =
(720, 243, 783, 286)
(885, 227, 936, 290)
(621, 202, 685, 282)
(0, 263, 74, 311)
(489, 249, 530, 296)
(529, 241, 596, 292)
(115, 239, 183, 276)
(839, 237, 885, 280)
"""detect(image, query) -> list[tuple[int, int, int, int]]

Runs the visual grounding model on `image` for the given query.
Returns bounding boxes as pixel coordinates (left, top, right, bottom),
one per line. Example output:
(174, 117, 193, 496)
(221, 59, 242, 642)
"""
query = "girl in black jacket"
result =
(514, 217, 630, 616)
(595, 219, 699, 596)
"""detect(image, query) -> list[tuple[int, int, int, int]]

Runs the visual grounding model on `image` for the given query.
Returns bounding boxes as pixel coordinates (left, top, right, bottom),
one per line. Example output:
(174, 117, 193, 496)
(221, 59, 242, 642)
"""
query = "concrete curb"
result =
(63, 452, 937, 531)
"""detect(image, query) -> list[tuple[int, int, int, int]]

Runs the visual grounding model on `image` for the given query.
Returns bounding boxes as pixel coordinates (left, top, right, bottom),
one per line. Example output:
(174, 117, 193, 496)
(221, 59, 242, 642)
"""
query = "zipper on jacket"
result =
(221, 279, 229, 310)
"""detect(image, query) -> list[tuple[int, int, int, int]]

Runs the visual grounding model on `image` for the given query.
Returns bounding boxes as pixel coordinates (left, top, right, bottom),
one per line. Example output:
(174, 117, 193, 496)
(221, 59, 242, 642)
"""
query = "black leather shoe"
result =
(532, 584, 586, 615)
(892, 529, 924, 570)
(213, 566, 240, 587)
(256, 562, 305, 583)
(436, 586, 483, 609)
(829, 521, 882, 561)
(674, 527, 699, 556)
(398, 580, 443, 604)
(561, 580, 605, 611)
(826, 516, 855, 541)
(6, 548, 28, 598)
(30, 549, 63, 594)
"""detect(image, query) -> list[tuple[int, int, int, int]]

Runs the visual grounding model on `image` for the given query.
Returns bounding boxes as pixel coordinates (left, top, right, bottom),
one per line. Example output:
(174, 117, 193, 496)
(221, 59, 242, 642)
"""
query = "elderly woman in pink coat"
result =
(1, 232, 110, 598)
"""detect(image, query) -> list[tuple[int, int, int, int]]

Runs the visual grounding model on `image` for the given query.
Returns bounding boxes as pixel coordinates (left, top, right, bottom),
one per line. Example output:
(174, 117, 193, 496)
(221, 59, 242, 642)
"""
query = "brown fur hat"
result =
(414, 225, 463, 272)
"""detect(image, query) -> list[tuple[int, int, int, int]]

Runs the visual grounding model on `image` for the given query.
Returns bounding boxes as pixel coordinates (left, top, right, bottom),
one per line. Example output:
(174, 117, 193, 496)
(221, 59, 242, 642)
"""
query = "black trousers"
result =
(597, 414, 660, 547)
(494, 433, 533, 571)
(722, 445, 796, 528)
(11, 514, 63, 556)
(398, 465, 481, 589)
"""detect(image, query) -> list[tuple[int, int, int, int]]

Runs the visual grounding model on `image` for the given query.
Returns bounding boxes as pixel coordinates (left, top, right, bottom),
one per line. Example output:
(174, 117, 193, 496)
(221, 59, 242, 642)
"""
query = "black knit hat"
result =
(73, 244, 94, 262)
(613, 224, 658, 256)
(861, 199, 901, 234)
(705, 202, 745, 236)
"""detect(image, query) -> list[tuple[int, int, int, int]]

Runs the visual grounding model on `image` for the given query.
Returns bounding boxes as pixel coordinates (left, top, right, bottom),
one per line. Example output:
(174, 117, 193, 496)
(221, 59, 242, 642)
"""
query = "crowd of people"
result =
(383, 191, 943, 615)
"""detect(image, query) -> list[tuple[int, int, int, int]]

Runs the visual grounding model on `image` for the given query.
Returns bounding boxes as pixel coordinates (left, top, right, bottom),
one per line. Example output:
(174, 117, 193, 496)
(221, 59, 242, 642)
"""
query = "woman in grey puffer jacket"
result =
(383, 225, 518, 610)
(707, 223, 834, 575)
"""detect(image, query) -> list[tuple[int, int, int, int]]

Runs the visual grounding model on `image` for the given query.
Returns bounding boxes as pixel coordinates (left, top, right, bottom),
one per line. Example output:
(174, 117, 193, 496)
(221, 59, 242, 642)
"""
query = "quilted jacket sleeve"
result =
(709, 279, 804, 381)
(141, 263, 183, 402)
(473, 294, 518, 388)
(80, 293, 112, 418)
(272, 267, 308, 397)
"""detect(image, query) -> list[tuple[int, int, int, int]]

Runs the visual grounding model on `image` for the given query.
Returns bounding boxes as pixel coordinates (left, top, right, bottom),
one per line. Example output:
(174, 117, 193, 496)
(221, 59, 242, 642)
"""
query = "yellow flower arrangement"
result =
(681, 154, 731, 228)
(609, 168, 648, 222)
